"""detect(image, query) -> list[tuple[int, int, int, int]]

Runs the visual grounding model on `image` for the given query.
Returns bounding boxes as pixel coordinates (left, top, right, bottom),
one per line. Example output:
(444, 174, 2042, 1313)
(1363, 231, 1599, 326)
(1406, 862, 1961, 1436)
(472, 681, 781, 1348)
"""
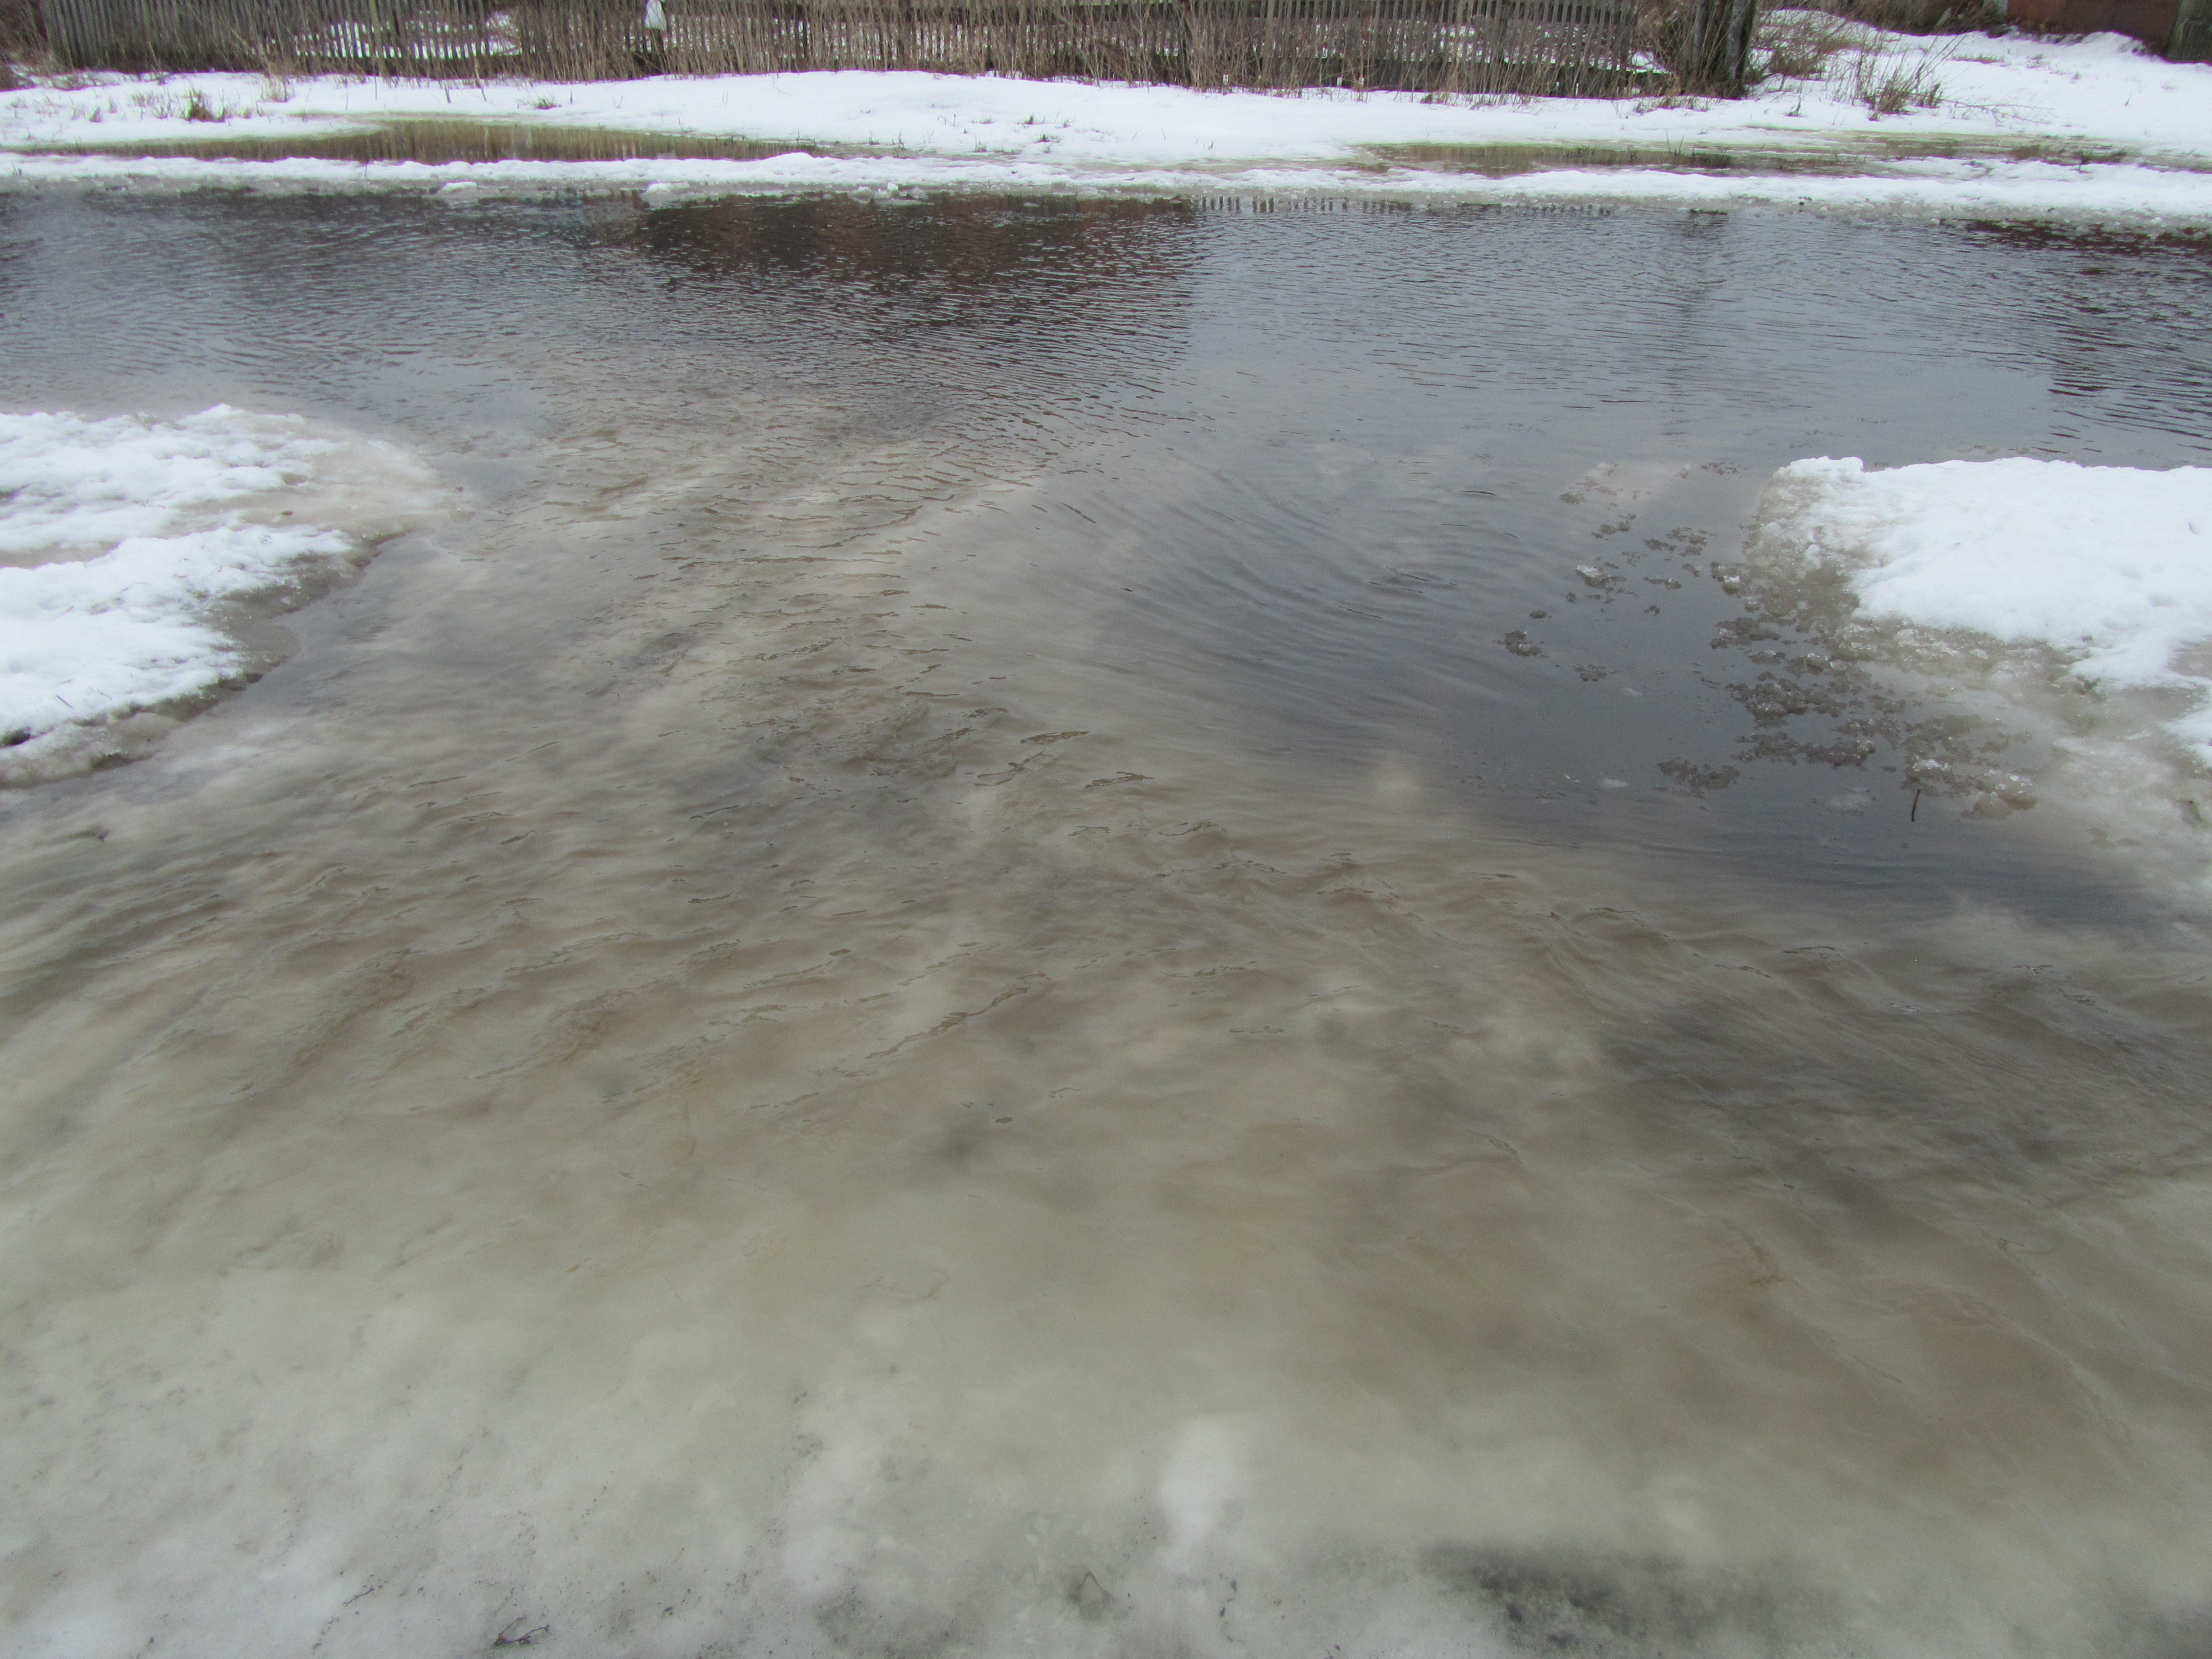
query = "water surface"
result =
(3, 188, 2212, 1657)
(8, 116, 836, 163)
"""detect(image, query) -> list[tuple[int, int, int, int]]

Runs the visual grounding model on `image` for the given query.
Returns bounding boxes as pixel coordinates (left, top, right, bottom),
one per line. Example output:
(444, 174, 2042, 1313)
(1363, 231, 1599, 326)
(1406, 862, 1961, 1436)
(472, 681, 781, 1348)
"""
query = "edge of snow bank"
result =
(8, 150, 2212, 227)
(1741, 457, 2212, 856)
(5, 37, 2211, 164)
(3, 34, 2209, 223)
(1764, 458, 2212, 700)
(0, 407, 444, 785)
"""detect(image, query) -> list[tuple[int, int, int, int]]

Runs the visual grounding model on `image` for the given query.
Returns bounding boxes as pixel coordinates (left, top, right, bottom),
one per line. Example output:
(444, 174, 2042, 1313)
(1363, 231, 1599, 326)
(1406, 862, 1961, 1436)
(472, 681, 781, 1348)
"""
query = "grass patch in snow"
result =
(1757, 10, 1968, 116)
(1844, 34, 1958, 114)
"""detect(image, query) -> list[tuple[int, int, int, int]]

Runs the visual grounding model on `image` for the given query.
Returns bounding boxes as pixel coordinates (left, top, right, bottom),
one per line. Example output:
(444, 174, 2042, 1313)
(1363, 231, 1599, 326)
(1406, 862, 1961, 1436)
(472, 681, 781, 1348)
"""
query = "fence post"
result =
(36, 0, 81, 67)
(1686, 0, 1754, 94)
(2170, 0, 2210, 60)
(20, 0, 1701, 88)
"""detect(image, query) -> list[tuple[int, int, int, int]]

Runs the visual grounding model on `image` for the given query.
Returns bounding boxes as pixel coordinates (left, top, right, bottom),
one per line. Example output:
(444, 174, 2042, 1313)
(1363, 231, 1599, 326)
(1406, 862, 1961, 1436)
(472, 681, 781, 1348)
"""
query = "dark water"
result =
(3, 188, 2212, 1658)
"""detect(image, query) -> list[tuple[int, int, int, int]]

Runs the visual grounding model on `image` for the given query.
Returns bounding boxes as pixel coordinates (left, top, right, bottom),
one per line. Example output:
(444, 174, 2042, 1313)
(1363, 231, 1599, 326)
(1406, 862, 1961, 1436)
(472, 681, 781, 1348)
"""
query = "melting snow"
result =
(1761, 455, 2212, 745)
(1, 32, 2208, 222)
(0, 407, 437, 770)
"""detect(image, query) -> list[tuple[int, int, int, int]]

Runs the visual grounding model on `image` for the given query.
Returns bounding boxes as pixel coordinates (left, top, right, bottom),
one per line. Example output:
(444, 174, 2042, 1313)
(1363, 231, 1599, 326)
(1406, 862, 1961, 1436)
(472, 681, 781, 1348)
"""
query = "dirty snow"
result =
(9, 144, 2212, 224)
(0, 28, 2207, 219)
(0, 408, 436, 772)
(1759, 456, 2212, 747)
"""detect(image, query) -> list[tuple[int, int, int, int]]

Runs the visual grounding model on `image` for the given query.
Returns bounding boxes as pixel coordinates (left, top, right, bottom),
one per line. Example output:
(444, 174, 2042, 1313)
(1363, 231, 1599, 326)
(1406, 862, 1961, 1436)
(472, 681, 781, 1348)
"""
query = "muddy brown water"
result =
(3, 188, 2212, 1658)
(14, 117, 837, 164)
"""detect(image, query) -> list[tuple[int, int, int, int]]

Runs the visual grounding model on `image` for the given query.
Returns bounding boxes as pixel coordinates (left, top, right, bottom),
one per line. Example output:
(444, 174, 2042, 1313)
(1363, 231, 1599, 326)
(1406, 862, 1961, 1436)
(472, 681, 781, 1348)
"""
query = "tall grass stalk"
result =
(1754, 10, 1958, 114)
(1841, 31, 1952, 111)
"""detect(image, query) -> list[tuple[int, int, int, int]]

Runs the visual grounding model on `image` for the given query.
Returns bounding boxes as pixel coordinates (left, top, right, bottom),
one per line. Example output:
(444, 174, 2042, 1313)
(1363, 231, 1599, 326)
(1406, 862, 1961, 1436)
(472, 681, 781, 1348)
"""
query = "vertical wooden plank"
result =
(2170, 0, 2210, 57)
(29, 0, 1657, 91)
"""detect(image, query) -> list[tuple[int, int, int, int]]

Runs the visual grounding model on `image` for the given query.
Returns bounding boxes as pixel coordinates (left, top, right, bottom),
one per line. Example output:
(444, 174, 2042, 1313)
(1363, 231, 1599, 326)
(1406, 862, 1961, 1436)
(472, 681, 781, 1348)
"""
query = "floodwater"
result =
(3, 188, 2212, 1658)
(14, 118, 837, 165)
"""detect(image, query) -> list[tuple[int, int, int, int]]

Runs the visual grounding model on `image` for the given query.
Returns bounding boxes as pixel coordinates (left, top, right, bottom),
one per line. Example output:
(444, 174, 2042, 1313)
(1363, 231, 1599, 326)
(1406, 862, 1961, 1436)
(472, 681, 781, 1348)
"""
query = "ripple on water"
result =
(1, 188, 2211, 1658)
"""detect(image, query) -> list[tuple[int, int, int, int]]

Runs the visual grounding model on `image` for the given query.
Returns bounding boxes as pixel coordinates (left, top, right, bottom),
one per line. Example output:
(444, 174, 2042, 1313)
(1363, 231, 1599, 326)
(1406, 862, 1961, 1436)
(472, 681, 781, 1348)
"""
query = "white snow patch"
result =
(4, 38, 2211, 163)
(6, 147, 2212, 226)
(0, 407, 439, 778)
(1761, 456, 2212, 746)
(0, 31, 2206, 219)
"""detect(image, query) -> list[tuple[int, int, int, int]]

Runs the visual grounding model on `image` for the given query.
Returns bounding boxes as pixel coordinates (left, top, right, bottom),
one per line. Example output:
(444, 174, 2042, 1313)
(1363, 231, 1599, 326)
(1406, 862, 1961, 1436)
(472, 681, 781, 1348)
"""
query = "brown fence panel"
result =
(2165, 0, 2209, 56)
(35, 0, 1656, 88)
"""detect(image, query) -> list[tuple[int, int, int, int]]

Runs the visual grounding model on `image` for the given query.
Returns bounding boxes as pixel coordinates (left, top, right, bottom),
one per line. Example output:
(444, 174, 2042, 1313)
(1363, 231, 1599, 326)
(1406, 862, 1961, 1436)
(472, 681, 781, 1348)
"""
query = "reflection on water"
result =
(14, 117, 841, 164)
(3, 189, 2212, 1658)
(1362, 134, 2173, 177)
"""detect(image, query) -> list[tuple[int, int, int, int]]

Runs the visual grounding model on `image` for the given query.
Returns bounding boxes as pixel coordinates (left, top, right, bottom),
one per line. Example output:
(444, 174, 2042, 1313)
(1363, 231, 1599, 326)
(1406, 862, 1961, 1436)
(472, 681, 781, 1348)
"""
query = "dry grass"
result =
(0, 0, 40, 56)
(0, 0, 39, 83)
(1631, 0, 1766, 97)
(1755, 7, 1962, 113)
(1755, 5, 1859, 77)
(1842, 31, 1954, 111)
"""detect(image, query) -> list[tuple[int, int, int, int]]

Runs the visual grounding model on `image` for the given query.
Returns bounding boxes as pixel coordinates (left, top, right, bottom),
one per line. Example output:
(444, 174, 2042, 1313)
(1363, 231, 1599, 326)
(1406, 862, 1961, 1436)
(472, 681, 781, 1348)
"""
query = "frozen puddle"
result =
(0, 407, 439, 782)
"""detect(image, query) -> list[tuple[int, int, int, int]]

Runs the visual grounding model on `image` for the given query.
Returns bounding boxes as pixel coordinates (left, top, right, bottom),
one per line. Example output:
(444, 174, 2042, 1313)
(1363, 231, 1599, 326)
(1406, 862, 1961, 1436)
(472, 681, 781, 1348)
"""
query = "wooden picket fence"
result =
(37, 0, 1678, 95)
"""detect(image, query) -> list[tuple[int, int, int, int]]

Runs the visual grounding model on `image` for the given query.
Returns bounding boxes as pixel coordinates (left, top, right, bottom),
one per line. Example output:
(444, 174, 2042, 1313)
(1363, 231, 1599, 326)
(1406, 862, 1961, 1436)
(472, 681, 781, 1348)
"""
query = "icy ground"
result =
(0, 408, 438, 783)
(2, 27, 2210, 222)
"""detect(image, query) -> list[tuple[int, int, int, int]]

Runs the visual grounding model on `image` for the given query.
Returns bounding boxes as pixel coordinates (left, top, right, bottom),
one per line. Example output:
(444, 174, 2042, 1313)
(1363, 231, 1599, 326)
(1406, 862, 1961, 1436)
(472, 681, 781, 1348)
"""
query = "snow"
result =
(1758, 456, 2212, 746)
(0, 408, 436, 770)
(4, 32, 2210, 164)
(8, 144, 2210, 224)
(0, 28, 2207, 220)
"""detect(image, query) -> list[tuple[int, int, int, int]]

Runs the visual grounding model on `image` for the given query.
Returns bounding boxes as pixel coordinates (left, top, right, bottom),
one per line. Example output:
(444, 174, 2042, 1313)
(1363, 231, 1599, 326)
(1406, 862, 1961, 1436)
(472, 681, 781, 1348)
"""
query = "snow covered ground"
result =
(0, 408, 439, 784)
(1, 27, 2209, 221)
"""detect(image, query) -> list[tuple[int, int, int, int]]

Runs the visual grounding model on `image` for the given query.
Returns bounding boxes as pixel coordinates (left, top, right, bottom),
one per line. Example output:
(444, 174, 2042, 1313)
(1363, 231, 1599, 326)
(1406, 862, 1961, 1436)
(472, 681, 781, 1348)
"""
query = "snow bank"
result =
(4, 35, 2210, 165)
(7, 147, 2212, 226)
(0, 408, 439, 780)
(1760, 456, 2212, 745)
(0, 30, 2205, 220)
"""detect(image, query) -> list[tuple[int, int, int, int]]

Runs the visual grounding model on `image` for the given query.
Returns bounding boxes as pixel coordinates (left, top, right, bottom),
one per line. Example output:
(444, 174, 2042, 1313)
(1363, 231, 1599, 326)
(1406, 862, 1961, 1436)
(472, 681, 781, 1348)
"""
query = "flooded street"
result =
(4, 188, 2212, 1657)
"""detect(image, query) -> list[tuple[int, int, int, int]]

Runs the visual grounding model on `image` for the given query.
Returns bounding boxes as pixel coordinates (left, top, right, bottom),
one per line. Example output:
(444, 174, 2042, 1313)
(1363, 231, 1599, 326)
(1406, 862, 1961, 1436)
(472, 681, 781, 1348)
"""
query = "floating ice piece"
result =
(0, 521, 346, 737)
